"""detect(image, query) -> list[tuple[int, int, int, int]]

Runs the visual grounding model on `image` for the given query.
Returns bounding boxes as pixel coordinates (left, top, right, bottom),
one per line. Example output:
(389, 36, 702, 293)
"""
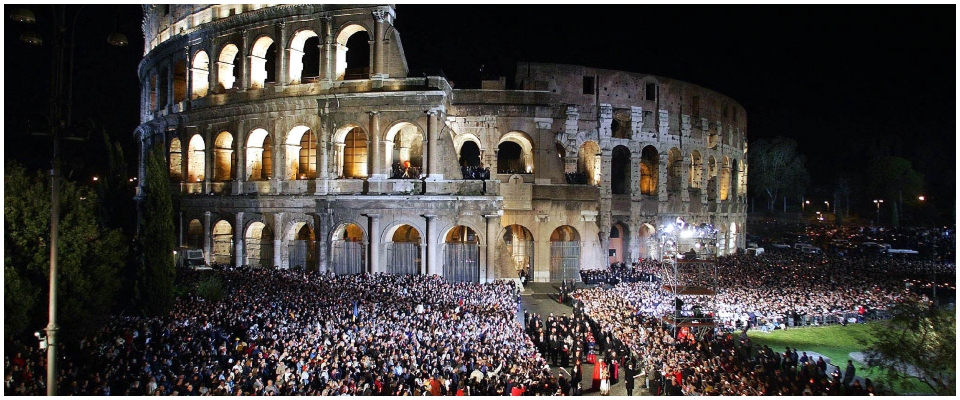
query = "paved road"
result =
(519, 282, 648, 396)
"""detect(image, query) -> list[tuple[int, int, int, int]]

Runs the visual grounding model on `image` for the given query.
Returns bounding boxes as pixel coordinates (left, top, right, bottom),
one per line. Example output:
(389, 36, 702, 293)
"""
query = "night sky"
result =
(5, 4, 955, 216)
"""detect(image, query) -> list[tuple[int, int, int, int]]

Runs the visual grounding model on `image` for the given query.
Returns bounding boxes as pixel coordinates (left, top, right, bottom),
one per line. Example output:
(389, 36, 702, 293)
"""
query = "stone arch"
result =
(246, 128, 273, 181)
(728, 222, 738, 254)
(384, 223, 423, 275)
(217, 43, 240, 90)
(286, 221, 317, 271)
(336, 126, 368, 178)
(249, 35, 277, 89)
(244, 221, 274, 268)
(385, 122, 424, 178)
(284, 125, 315, 180)
(173, 60, 187, 103)
(609, 222, 630, 264)
(211, 220, 233, 265)
(611, 145, 631, 195)
(459, 140, 481, 168)
(667, 147, 683, 193)
(497, 131, 534, 174)
(186, 134, 205, 182)
(186, 219, 203, 249)
(707, 156, 718, 201)
(638, 223, 657, 259)
(549, 225, 581, 282)
(213, 131, 233, 181)
(335, 24, 370, 80)
(689, 150, 703, 189)
(288, 29, 319, 84)
(577, 140, 601, 185)
(501, 224, 535, 279)
(191, 50, 210, 98)
(148, 72, 158, 111)
(169, 137, 183, 181)
(331, 221, 366, 274)
(640, 145, 659, 195)
(443, 225, 481, 283)
(720, 156, 731, 201)
(731, 158, 740, 199)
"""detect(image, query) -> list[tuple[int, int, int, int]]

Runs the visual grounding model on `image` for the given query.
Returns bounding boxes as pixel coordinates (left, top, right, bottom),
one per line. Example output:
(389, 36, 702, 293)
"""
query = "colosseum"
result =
(135, 4, 748, 283)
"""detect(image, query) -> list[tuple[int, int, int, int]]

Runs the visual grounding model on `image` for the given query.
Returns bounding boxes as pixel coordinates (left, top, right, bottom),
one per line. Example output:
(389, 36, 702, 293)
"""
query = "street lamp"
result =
(10, 6, 127, 396)
(824, 201, 830, 212)
(873, 199, 884, 226)
(802, 199, 810, 211)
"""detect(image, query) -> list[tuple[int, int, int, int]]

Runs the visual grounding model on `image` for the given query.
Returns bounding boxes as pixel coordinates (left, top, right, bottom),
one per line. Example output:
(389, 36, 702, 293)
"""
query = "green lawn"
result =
(746, 323, 934, 394)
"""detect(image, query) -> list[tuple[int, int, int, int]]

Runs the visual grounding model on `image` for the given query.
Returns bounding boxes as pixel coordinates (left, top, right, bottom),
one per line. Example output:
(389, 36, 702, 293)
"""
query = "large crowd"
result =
(5, 226, 954, 396)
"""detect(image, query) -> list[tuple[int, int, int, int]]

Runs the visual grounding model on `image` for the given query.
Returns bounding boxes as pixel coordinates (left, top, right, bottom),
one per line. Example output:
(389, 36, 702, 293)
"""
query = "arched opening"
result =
(173, 60, 187, 104)
(186, 219, 203, 249)
(186, 134, 205, 183)
(246, 129, 273, 181)
(549, 226, 581, 282)
(169, 137, 183, 181)
(331, 223, 365, 275)
(667, 147, 682, 194)
(611, 145, 631, 195)
(443, 226, 480, 283)
(459, 140, 481, 167)
(386, 123, 424, 179)
(341, 127, 368, 178)
(211, 220, 233, 265)
(611, 109, 632, 139)
(707, 156, 718, 201)
(158, 66, 168, 109)
(288, 30, 319, 84)
(497, 132, 534, 174)
(689, 150, 703, 189)
(149, 74, 158, 111)
(336, 25, 370, 80)
(577, 141, 600, 185)
(283, 126, 314, 180)
(638, 223, 657, 260)
(728, 222, 738, 255)
(731, 158, 740, 200)
(609, 222, 629, 265)
(386, 224, 422, 275)
(213, 132, 234, 181)
(191, 51, 210, 98)
(502, 224, 534, 280)
(250, 36, 277, 89)
(287, 222, 317, 271)
(217, 44, 239, 91)
(245, 222, 274, 268)
(640, 145, 659, 195)
(720, 156, 731, 201)
(707, 122, 719, 149)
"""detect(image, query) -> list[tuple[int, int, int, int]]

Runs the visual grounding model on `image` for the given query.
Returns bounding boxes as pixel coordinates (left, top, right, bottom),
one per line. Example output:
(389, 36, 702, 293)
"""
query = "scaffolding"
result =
(656, 221, 720, 338)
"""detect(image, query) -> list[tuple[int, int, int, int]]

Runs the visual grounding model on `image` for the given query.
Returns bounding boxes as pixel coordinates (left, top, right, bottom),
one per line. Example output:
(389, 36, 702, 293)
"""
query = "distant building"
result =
(135, 4, 747, 282)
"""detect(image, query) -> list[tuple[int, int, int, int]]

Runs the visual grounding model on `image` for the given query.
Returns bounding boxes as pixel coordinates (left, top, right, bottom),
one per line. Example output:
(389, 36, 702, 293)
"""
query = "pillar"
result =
(425, 109, 441, 181)
(368, 111, 384, 180)
(485, 214, 501, 283)
(184, 46, 193, 104)
(203, 211, 212, 265)
(320, 16, 334, 82)
(234, 212, 244, 267)
(371, 9, 386, 78)
(316, 213, 329, 273)
(273, 212, 284, 268)
(276, 22, 288, 86)
(165, 62, 175, 112)
(178, 211, 184, 247)
(424, 215, 438, 275)
(240, 30, 250, 90)
(367, 213, 380, 274)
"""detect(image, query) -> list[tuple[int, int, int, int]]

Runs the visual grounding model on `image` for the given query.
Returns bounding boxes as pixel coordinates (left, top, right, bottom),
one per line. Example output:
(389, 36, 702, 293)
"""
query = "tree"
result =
(748, 137, 810, 211)
(4, 162, 125, 339)
(862, 298, 956, 395)
(136, 145, 176, 316)
(866, 156, 923, 227)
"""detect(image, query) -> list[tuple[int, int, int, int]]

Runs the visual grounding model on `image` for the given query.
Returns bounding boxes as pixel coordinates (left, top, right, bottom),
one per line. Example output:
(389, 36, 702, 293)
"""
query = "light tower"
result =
(657, 218, 720, 338)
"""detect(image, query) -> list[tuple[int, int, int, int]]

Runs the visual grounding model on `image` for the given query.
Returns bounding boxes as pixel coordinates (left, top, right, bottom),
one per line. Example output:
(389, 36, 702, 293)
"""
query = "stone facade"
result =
(136, 4, 747, 282)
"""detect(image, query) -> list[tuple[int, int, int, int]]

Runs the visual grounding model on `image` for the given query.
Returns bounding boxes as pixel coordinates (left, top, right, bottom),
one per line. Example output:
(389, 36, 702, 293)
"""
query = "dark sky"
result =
(6, 4, 955, 212)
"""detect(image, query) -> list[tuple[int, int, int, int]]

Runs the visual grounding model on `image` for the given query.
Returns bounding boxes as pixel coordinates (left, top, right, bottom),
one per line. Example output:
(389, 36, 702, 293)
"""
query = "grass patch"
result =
(747, 323, 934, 394)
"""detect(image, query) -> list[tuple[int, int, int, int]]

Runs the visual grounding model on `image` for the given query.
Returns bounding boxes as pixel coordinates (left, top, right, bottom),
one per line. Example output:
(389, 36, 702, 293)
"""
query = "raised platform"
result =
(661, 285, 716, 295)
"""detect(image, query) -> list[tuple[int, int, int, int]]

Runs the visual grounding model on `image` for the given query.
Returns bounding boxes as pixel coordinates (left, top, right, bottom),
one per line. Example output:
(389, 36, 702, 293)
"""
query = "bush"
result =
(195, 275, 224, 302)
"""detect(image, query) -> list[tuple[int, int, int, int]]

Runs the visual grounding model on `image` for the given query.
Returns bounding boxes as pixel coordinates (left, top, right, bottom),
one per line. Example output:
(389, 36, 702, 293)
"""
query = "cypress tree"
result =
(138, 144, 176, 316)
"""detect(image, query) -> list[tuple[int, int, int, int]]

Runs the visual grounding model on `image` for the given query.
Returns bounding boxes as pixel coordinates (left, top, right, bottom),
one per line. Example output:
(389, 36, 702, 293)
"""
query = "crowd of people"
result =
(6, 270, 568, 396)
(460, 166, 491, 180)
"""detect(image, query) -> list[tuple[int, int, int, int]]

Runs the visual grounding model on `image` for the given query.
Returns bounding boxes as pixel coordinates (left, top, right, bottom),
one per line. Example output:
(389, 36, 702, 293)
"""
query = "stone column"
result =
(315, 213, 329, 273)
(485, 214, 501, 283)
(203, 211, 212, 265)
(273, 212, 284, 268)
(234, 212, 245, 267)
(276, 22, 288, 86)
(320, 16, 334, 82)
(316, 121, 330, 194)
(425, 109, 441, 181)
(367, 213, 380, 274)
(371, 9, 386, 78)
(234, 128, 246, 195)
(240, 30, 250, 90)
(424, 215, 438, 275)
(184, 46, 193, 104)
(208, 42, 219, 94)
(178, 211, 184, 247)
(165, 62, 175, 112)
(368, 111, 384, 180)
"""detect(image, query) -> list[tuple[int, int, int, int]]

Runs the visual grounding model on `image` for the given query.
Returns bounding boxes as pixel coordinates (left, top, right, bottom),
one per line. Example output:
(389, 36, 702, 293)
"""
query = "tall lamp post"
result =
(10, 6, 127, 396)
(873, 199, 884, 227)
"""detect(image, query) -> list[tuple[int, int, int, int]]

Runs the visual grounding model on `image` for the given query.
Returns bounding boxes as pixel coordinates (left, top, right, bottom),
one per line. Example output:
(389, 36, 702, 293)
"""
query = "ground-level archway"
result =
(212, 220, 233, 265)
(186, 219, 203, 249)
(331, 223, 365, 275)
(501, 224, 534, 280)
(443, 226, 480, 283)
(386, 224, 422, 275)
(245, 222, 274, 268)
(638, 223, 657, 260)
(287, 222, 317, 271)
(609, 222, 629, 265)
(549, 225, 581, 282)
